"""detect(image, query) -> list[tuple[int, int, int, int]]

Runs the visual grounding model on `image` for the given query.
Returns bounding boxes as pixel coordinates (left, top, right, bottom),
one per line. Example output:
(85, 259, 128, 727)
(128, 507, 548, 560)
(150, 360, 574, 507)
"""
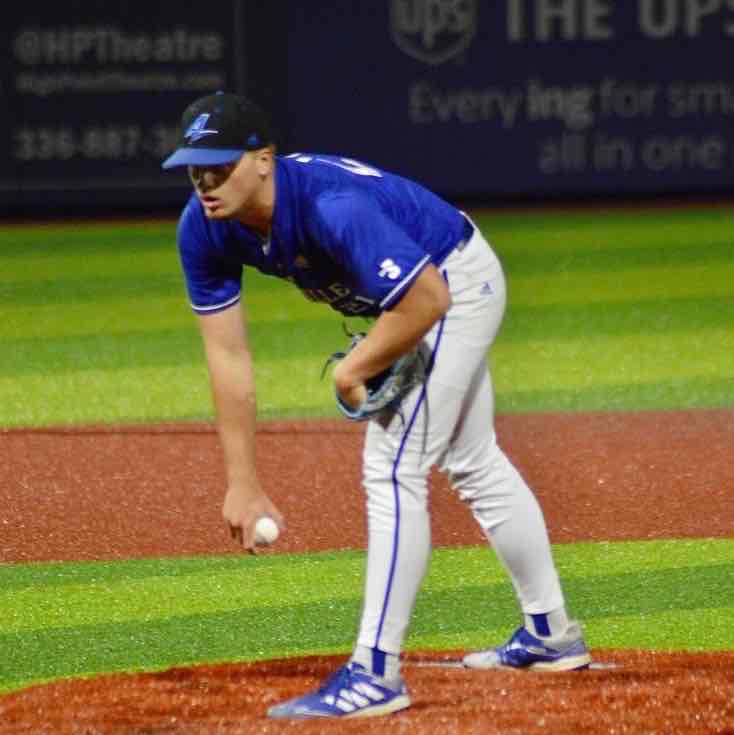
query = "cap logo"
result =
(247, 133, 260, 147)
(184, 113, 218, 143)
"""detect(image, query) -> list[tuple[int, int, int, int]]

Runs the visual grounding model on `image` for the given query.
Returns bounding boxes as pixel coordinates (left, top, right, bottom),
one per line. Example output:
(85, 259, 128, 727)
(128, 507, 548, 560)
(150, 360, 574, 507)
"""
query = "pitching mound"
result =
(2, 650, 733, 734)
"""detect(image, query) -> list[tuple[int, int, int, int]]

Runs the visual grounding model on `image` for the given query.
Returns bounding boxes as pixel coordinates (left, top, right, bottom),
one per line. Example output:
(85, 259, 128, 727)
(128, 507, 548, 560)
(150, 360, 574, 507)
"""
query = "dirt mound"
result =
(2, 650, 733, 734)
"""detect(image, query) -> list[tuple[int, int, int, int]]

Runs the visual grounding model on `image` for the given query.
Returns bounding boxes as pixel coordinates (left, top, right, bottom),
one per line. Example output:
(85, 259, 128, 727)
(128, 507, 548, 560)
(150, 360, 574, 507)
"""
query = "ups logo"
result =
(390, 0, 477, 65)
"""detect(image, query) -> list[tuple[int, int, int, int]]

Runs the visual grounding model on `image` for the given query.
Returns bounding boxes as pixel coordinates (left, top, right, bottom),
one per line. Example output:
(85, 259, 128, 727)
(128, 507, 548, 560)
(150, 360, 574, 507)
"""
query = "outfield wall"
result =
(3, 0, 734, 212)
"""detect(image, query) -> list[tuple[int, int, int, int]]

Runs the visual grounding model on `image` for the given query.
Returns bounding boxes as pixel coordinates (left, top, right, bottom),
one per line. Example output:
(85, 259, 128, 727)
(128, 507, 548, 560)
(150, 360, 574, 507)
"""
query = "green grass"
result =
(0, 207, 732, 696)
(1, 539, 732, 693)
(1, 207, 732, 426)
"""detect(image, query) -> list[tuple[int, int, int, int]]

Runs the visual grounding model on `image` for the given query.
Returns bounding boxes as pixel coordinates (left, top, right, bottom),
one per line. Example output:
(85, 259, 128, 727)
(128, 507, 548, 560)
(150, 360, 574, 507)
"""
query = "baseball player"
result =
(162, 92, 590, 720)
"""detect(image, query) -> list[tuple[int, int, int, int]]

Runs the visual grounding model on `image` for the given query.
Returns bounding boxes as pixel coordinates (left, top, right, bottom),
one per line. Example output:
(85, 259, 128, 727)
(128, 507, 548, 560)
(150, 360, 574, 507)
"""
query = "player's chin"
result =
(202, 202, 230, 219)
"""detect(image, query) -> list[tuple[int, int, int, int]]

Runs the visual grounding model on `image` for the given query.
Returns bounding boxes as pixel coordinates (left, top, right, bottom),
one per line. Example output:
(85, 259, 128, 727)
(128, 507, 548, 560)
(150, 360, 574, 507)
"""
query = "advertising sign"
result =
(3, 1, 733, 209)
(1, 1, 242, 210)
(282, 0, 734, 198)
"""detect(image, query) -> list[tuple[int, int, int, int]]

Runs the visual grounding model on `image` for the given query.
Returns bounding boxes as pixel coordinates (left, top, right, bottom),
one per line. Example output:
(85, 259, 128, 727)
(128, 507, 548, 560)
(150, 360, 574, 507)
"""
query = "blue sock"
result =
(352, 645, 399, 680)
(371, 647, 386, 677)
(525, 607, 570, 638)
(530, 613, 551, 637)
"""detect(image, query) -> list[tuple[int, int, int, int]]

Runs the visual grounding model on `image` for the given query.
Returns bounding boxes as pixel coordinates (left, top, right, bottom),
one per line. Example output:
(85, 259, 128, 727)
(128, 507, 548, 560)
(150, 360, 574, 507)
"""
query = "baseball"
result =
(254, 516, 279, 545)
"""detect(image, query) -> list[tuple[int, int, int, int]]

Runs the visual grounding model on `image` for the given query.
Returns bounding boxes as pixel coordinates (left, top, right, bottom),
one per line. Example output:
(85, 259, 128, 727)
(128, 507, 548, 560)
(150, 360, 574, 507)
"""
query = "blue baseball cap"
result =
(161, 92, 273, 169)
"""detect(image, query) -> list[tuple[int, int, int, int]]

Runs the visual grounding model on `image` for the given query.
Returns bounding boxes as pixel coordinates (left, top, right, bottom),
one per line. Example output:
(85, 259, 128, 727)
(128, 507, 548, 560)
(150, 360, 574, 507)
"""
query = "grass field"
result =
(2, 208, 732, 426)
(1, 205, 732, 694)
(1, 539, 733, 694)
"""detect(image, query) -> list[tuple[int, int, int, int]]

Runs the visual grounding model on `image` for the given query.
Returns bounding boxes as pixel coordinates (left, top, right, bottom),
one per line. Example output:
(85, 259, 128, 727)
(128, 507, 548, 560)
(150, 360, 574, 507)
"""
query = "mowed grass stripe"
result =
(1, 540, 733, 692)
(1, 321, 339, 377)
(0, 600, 363, 693)
(508, 263, 734, 306)
(151, 372, 734, 419)
(2, 329, 206, 376)
(494, 328, 733, 385)
(12, 371, 723, 424)
(4, 235, 731, 299)
(4, 296, 732, 377)
(495, 376, 734, 413)
(0, 286, 322, 342)
(0, 224, 175, 259)
(1, 246, 178, 283)
(497, 241, 734, 277)
(2, 342, 731, 426)
(3, 298, 195, 340)
(503, 296, 734, 340)
(5, 541, 729, 618)
(474, 208, 734, 253)
(1, 206, 727, 258)
(1, 275, 183, 307)
(0, 555, 366, 632)
(0, 552, 363, 592)
(0, 366, 213, 426)
(3, 207, 730, 291)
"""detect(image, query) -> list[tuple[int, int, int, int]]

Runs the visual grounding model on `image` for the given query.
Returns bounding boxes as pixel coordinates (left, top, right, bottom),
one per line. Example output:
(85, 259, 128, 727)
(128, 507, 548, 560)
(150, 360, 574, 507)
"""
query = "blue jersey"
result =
(177, 153, 473, 317)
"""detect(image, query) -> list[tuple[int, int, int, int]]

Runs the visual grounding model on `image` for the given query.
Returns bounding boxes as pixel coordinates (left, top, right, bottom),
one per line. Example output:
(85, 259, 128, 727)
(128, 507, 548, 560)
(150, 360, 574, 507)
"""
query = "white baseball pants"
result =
(357, 223, 565, 655)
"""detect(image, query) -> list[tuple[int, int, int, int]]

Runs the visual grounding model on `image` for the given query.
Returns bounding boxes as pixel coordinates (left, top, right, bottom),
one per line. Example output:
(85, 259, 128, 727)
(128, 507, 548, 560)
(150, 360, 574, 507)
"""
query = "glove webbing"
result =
(320, 324, 366, 380)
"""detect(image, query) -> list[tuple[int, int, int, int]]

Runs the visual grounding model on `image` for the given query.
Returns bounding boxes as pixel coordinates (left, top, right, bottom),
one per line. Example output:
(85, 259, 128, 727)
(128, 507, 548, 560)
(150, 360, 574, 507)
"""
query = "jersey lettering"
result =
(297, 281, 376, 315)
(302, 282, 350, 304)
(288, 153, 382, 178)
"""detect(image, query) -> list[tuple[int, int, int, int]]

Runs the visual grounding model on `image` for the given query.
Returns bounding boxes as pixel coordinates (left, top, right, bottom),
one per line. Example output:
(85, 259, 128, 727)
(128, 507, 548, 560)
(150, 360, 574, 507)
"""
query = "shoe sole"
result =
(522, 652, 592, 671)
(464, 652, 592, 672)
(345, 694, 412, 718)
(268, 694, 411, 719)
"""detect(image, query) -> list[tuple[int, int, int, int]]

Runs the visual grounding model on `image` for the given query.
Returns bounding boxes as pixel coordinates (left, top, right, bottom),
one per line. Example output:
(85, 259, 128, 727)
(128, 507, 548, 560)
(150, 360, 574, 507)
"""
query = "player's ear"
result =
(255, 146, 275, 178)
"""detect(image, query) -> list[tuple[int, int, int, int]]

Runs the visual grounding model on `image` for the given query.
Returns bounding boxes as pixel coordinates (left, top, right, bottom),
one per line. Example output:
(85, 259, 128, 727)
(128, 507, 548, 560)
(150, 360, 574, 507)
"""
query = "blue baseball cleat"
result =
(463, 621, 592, 671)
(267, 661, 411, 719)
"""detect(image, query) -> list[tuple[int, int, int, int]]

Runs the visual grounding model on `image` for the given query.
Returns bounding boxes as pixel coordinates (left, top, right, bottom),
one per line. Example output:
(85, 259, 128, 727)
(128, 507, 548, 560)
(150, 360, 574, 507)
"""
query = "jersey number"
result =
(288, 154, 382, 178)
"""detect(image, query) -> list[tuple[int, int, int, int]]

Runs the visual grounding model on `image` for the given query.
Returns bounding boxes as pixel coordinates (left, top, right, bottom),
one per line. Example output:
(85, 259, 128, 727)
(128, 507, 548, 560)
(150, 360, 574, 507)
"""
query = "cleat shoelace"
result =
(317, 664, 355, 696)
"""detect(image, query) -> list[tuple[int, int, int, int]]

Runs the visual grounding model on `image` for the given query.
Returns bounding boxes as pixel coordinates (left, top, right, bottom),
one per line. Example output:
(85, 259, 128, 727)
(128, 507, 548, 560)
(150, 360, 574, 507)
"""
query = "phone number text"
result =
(14, 124, 179, 161)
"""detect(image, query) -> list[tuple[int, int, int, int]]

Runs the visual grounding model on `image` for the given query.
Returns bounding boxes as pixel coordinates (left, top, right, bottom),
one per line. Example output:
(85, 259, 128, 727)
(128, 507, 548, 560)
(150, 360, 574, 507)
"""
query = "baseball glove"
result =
(322, 327, 427, 422)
